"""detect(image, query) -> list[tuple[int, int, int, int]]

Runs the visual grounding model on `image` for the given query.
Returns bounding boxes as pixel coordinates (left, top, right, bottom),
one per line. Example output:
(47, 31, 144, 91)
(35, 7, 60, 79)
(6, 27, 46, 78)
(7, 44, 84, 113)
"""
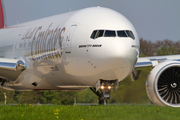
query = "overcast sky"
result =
(3, 0, 180, 41)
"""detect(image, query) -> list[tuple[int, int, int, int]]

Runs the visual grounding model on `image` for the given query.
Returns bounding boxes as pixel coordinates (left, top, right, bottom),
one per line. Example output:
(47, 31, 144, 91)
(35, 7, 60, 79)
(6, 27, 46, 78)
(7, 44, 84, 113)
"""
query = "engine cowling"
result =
(146, 60, 180, 107)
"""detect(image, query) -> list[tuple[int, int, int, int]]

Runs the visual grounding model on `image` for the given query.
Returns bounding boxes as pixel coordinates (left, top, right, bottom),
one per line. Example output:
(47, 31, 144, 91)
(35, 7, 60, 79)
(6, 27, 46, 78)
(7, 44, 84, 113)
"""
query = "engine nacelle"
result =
(146, 60, 180, 107)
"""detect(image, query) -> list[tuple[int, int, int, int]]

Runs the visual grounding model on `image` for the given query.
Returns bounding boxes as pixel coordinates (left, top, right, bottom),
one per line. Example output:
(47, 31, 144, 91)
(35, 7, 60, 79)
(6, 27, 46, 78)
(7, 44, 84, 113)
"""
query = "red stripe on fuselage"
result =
(0, 0, 5, 28)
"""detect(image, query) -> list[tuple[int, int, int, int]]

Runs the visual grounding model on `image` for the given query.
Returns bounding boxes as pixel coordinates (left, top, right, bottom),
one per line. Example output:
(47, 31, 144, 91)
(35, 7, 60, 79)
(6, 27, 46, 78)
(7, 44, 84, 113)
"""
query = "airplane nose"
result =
(104, 40, 138, 66)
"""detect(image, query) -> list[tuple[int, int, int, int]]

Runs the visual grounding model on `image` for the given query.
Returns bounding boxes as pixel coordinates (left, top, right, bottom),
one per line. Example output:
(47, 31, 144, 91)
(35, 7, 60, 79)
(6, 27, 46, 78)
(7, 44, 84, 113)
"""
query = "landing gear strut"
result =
(90, 87, 110, 105)
(90, 79, 118, 105)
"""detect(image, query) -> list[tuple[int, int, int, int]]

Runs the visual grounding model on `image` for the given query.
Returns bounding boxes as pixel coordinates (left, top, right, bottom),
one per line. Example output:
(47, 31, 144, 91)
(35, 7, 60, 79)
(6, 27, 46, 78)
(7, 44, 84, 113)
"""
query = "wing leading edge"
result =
(136, 55, 180, 69)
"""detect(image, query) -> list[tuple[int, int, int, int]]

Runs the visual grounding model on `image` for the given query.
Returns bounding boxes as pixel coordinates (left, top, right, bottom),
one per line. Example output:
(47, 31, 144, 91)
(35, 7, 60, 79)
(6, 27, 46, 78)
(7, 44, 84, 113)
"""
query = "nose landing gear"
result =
(90, 79, 118, 105)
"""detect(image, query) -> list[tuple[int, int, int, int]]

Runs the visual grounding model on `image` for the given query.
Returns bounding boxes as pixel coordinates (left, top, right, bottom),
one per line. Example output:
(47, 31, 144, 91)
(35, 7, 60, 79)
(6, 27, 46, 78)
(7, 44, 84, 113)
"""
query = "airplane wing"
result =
(137, 55, 180, 68)
(130, 55, 180, 81)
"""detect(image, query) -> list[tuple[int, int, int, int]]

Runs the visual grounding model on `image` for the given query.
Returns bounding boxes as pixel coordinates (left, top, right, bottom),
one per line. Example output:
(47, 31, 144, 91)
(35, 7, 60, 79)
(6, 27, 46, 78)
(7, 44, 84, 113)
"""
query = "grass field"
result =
(0, 104, 180, 120)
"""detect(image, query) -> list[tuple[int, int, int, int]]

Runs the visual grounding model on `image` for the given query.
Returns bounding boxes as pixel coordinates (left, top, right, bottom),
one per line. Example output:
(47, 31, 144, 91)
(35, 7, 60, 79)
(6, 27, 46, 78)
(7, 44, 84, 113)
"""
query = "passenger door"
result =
(64, 25, 77, 53)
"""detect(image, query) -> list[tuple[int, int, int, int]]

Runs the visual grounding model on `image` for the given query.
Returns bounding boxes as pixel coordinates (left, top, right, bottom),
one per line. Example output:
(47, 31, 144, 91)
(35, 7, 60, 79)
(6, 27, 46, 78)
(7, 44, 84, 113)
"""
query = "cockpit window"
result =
(126, 30, 135, 40)
(104, 30, 116, 37)
(90, 30, 97, 39)
(117, 31, 127, 37)
(90, 29, 135, 40)
(129, 31, 135, 40)
(117, 30, 135, 39)
(96, 30, 104, 38)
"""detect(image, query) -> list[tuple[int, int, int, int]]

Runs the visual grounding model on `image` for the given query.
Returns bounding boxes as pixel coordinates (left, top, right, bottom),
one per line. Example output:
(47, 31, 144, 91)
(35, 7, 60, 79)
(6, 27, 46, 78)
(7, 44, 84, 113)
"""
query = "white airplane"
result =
(0, 0, 180, 107)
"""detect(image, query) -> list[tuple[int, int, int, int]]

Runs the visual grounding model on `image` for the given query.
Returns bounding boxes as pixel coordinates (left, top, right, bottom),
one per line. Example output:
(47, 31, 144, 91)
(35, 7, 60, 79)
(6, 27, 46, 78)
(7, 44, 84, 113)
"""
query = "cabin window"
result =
(19, 43, 23, 48)
(24, 43, 27, 47)
(28, 42, 32, 47)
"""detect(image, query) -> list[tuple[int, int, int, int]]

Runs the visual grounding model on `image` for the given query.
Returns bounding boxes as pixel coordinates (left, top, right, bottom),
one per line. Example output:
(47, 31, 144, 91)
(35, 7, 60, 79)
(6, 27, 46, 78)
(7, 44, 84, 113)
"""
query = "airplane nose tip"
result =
(104, 40, 138, 66)
(105, 41, 126, 65)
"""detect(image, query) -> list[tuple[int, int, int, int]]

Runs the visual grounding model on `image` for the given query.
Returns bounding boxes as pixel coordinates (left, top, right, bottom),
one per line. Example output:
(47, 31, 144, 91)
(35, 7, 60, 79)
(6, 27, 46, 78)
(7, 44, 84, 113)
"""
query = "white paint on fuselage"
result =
(0, 7, 139, 90)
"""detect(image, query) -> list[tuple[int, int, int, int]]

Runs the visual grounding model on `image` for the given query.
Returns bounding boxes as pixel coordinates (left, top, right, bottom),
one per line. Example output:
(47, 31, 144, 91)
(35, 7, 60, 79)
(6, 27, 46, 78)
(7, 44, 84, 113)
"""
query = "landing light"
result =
(100, 85, 104, 89)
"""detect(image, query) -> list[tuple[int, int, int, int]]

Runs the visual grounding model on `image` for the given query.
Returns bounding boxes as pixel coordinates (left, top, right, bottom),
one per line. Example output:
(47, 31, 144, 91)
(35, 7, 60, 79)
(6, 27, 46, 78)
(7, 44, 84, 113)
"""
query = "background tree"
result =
(139, 38, 156, 56)
(41, 91, 76, 105)
(76, 89, 98, 103)
(156, 39, 180, 55)
(15, 91, 41, 104)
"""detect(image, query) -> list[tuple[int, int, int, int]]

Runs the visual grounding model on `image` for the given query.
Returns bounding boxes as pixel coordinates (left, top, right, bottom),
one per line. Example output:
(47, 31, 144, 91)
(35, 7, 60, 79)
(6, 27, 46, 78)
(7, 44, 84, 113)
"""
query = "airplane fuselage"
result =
(0, 7, 139, 91)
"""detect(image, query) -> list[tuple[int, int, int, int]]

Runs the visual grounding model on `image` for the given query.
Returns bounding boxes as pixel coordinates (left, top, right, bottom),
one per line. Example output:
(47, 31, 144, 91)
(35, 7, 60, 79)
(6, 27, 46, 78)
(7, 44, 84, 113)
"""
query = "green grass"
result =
(0, 104, 180, 120)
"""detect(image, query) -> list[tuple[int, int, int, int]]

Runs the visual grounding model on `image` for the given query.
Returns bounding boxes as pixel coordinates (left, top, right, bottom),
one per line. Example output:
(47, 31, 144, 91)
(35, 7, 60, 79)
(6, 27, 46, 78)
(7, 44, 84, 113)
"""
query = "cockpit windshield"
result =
(125, 30, 135, 40)
(104, 30, 116, 37)
(96, 30, 104, 38)
(90, 30, 97, 39)
(90, 30, 135, 40)
(117, 31, 127, 37)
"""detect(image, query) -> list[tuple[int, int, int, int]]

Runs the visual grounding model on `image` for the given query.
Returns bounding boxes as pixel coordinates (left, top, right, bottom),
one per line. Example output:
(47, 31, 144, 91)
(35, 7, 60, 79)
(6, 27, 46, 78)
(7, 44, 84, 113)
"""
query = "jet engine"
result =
(146, 60, 180, 107)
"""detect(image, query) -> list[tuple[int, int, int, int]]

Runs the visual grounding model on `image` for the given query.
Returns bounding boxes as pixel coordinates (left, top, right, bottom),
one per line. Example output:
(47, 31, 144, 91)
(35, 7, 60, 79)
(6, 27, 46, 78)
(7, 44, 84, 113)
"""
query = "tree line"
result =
(0, 38, 179, 105)
(140, 38, 180, 56)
